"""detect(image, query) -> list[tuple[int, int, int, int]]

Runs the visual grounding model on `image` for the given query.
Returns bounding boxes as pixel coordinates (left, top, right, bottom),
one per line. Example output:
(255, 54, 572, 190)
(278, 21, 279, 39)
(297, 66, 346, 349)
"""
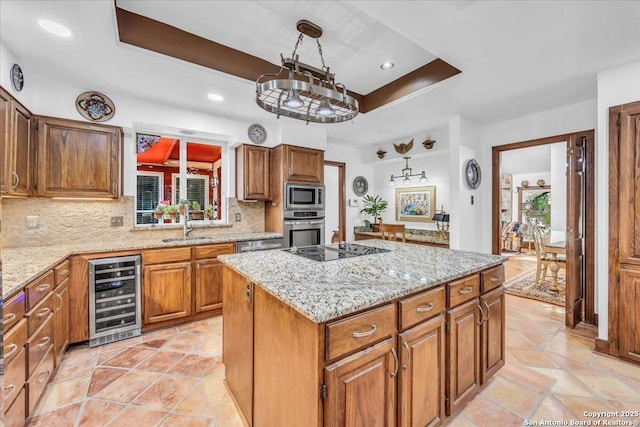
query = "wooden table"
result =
(545, 240, 566, 293)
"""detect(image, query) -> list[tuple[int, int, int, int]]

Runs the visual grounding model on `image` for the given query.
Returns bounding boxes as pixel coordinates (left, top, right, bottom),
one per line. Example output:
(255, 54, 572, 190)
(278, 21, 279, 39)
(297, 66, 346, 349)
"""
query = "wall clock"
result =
(464, 159, 482, 190)
(10, 64, 24, 92)
(248, 123, 267, 144)
(352, 176, 368, 196)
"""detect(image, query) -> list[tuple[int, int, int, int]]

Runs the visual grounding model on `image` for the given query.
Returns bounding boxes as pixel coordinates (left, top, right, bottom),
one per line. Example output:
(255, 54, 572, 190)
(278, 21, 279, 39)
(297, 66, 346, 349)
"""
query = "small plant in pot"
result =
(177, 199, 189, 215)
(166, 204, 178, 219)
(204, 204, 215, 220)
(190, 201, 202, 219)
(360, 194, 388, 232)
(154, 201, 169, 220)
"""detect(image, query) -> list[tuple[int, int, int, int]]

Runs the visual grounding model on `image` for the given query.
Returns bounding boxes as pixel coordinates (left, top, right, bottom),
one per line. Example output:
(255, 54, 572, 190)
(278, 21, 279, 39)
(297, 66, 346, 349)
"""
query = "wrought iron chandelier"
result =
(255, 20, 359, 124)
(388, 157, 428, 185)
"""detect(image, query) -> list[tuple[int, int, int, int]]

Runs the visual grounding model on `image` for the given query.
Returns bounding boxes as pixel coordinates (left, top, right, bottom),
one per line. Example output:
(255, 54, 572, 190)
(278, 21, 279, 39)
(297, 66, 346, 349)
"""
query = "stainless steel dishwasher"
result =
(235, 238, 284, 253)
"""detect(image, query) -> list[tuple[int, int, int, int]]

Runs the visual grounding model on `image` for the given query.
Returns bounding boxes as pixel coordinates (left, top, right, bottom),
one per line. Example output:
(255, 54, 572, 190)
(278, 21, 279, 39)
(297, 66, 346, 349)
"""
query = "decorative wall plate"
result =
(10, 64, 24, 92)
(352, 176, 368, 196)
(248, 123, 267, 144)
(75, 91, 115, 122)
(464, 159, 482, 190)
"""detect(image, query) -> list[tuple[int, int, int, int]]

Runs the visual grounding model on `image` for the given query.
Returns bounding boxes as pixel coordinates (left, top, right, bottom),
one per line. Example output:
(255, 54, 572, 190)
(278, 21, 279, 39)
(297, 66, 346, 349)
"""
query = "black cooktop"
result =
(287, 243, 390, 262)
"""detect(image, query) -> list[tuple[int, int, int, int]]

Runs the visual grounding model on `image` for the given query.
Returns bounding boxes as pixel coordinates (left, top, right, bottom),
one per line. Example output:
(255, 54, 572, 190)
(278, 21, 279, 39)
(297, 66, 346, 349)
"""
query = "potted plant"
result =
(360, 194, 388, 232)
(154, 201, 169, 219)
(204, 204, 215, 220)
(190, 201, 202, 219)
(177, 199, 189, 215)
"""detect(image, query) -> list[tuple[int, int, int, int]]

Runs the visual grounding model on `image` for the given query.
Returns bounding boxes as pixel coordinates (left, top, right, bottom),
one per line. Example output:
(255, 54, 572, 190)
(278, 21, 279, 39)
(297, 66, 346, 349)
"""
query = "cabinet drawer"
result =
(3, 347, 26, 410)
(481, 265, 505, 293)
(27, 315, 54, 378)
(26, 292, 53, 336)
(27, 347, 54, 416)
(143, 247, 191, 264)
(3, 386, 25, 427)
(399, 286, 446, 330)
(3, 291, 25, 333)
(326, 304, 397, 361)
(3, 319, 27, 365)
(447, 274, 480, 308)
(194, 243, 235, 259)
(54, 260, 70, 286)
(26, 271, 54, 310)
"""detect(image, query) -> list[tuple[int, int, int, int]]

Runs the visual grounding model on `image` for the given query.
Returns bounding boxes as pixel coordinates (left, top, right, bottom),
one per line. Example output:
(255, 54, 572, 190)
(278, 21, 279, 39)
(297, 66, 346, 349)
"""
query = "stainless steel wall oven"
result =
(88, 255, 141, 347)
(283, 210, 325, 248)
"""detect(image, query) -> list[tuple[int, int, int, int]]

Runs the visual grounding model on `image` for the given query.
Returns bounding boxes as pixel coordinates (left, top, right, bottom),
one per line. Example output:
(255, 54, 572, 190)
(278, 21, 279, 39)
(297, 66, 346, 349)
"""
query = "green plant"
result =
(190, 200, 201, 210)
(204, 204, 214, 219)
(360, 195, 388, 225)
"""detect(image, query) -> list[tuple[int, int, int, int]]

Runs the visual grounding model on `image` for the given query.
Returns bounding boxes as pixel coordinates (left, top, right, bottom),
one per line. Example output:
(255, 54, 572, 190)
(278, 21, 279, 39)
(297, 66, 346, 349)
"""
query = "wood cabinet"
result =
(36, 116, 121, 198)
(195, 258, 224, 313)
(236, 144, 270, 201)
(143, 261, 192, 324)
(282, 144, 324, 183)
(1, 86, 34, 197)
(53, 273, 70, 367)
(324, 337, 397, 427)
(480, 286, 505, 383)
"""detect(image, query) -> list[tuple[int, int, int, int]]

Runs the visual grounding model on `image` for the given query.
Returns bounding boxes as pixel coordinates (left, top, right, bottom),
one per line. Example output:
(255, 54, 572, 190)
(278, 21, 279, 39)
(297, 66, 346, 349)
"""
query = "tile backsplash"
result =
(1, 196, 265, 248)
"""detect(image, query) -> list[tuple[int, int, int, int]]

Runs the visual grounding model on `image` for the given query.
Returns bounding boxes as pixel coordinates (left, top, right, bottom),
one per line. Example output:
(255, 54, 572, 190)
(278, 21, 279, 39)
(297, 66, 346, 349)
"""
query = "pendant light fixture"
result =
(387, 156, 428, 186)
(255, 20, 359, 124)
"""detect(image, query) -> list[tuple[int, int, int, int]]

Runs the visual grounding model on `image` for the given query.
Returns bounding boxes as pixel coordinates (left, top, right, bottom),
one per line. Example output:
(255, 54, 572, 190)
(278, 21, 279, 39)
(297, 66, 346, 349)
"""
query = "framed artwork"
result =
(395, 185, 436, 222)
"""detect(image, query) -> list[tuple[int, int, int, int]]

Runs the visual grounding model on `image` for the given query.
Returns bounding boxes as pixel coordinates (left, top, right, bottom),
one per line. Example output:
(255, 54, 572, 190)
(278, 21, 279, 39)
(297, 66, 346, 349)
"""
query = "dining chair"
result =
(531, 225, 551, 286)
(379, 223, 406, 242)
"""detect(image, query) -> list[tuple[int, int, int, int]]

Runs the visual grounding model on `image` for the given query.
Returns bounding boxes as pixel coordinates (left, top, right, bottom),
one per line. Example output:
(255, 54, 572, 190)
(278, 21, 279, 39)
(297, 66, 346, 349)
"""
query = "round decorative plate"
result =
(75, 91, 115, 122)
(464, 159, 481, 190)
(352, 176, 368, 196)
(10, 64, 24, 92)
(248, 123, 267, 144)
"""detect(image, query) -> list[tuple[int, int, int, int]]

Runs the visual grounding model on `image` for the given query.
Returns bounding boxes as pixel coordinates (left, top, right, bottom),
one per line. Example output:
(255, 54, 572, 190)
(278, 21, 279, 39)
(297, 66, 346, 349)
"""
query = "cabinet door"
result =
(620, 266, 640, 363)
(53, 278, 70, 367)
(398, 314, 445, 427)
(446, 298, 480, 416)
(37, 116, 121, 198)
(237, 144, 270, 200)
(285, 145, 324, 184)
(143, 262, 192, 324)
(480, 287, 505, 384)
(195, 258, 223, 313)
(324, 337, 397, 427)
(0, 86, 11, 193)
(9, 99, 34, 196)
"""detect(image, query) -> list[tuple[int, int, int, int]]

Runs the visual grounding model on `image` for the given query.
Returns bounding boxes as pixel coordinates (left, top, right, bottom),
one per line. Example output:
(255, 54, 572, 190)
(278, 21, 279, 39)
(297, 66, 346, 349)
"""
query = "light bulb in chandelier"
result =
(419, 171, 428, 183)
(388, 175, 396, 186)
(316, 99, 335, 117)
(283, 90, 304, 109)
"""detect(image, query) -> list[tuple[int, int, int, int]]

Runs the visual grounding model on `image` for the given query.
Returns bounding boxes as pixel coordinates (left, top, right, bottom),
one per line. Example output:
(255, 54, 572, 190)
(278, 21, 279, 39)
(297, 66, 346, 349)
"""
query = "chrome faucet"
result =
(183, 204, 193, 238)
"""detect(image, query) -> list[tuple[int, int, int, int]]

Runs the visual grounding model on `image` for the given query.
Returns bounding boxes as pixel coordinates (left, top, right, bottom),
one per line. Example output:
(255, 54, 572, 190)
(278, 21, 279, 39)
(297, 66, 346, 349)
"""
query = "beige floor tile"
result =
(106, 406, 167, 427)
(87, 367, 127, 396)
(460, 395, 523, 427)
(573, 371, 640, 401)
(95, 371, 158, 403)
(169, 354, 219, 377)
(32, 375, 91, 415)
(137, 338, 169, 349)
(482, 377, 540, 417)
(173, 382, 218, 417)
(161, 333, 203, 352)
(158, 413, 213, 427)
(495, 363, 553, 394)
(50, 352, 97, 383)
(77, 399, 128, 427)
(101, 346, 156, 369)
(592, 353, 640, 382)
(26, 402, 82, 427)
(192, 334, 223, 357)
(553, 394, 615, 421)
(528, 394, 574, 422)
(529, 367, 594, 397)
(134, 350, 185, 373)
(133, 374, 197, 410)
(212, 397, 245, 427)
(506, 330, 537, 348)
(442, 414, 476, 427)
(508, 348, 562, 368)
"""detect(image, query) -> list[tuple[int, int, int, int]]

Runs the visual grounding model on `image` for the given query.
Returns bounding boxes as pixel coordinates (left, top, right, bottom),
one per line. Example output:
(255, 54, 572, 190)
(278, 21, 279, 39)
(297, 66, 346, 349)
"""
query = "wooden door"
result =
(53, 278, 70, 367)
(446, 298, 480, 415)
(285, 145, 324, 183)
(0, 86, 11, 193)
(324, 337, 397, 427)
(37, 116, 121, 198)
(143, 262, 192, 324)
(398, 315, 445, 427)
(194, 258, 223, 313)
(565, 131, 592, 327)
(243, 145, 270, 200)
(480, 287, 505, 383)
(10, 99, 33, 196)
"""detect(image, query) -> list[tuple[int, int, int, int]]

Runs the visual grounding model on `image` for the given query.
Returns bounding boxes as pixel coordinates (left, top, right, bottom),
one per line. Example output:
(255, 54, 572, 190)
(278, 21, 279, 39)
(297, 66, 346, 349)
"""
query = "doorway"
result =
(491, 131, 595, 327)
(324, 161, 346, 243)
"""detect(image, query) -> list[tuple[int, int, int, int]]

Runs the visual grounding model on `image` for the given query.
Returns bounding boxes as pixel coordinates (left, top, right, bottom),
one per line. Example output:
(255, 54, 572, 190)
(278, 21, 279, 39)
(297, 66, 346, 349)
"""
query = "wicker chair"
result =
(379, 223, 406, 242)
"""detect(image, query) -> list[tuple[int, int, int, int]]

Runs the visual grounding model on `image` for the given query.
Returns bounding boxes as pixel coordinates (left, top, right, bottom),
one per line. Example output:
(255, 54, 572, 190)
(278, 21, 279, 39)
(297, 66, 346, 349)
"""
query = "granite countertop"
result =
(2, 232, 282, 299)
(219, 239, 505, 323)
(353, 227, 449, 246)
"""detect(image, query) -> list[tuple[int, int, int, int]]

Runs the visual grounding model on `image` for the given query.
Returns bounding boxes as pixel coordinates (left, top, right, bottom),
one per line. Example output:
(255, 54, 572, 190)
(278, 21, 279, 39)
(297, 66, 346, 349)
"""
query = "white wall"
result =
(1, 42, 35, 109)
(549, 142, 567, 242)
(596, 59, 640, 340)
(324, 165, 340, 243)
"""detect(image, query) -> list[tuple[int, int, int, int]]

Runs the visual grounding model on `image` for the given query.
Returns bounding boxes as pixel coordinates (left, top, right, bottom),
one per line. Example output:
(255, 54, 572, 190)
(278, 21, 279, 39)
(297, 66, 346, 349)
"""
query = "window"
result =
(174, 174, 208, 219)
(136, 171, 163, 225)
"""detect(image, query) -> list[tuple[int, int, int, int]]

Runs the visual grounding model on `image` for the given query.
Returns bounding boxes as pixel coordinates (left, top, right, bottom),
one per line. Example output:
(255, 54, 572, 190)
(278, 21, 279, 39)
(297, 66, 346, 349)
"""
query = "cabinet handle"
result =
(477, 304, 486, 325)
(2, 312, 16, 324)
(3, 384, 16, 401)
(402, 341, 411, 370)
(390, 348, 399, 378)
(56, 293, 63, 310)
(490, 276, 502, 282)
(60, 270, 69, 276)
(38, 370, 51, 383)
(416, 302, 434, 313)
(11, 171, 19, 191)
(36, 307, 50, 318)
(37, 283, 51, 292)
(483, 301, 491, 322)
(38, 336, 51, 348)
(459, 286, 474, 295)
(352, 324, 377, 338)
(112, 181, 116, 195)
(4, 343, 18, 358)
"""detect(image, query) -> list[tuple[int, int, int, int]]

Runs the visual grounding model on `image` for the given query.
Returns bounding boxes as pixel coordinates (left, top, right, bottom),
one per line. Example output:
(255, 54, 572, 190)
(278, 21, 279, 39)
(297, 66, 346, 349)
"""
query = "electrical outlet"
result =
(110, 216, 124, 227)
(26, 215, 39, 229)
(235, 213, 241, 222)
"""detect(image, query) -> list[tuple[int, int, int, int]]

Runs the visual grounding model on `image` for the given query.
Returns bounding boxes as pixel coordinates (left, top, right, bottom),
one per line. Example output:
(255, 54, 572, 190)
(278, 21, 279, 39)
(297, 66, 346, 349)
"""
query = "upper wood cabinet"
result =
(36, 116, 122, 198)
(273, 144, 324, 184)
(1, 87, 35, 197)
(236, 144, 270, 201)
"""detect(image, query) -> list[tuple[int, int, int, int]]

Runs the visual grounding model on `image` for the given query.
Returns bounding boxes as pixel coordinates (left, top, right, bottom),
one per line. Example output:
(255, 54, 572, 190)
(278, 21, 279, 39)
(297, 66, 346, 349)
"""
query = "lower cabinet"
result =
(324, 337, 397, 427)
(480, 286, 505, 383)
(3, 387, 26, 427)
(143, 261, 192, 324)
(53, 277, 70, 366)
(195, 258, 224, 313)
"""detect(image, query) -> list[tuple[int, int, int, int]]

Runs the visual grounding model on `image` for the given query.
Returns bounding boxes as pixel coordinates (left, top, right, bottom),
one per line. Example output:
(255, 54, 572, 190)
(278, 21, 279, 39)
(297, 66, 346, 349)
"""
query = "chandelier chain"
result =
(316, 39, 326, 70)
(291, 33, 304, 58)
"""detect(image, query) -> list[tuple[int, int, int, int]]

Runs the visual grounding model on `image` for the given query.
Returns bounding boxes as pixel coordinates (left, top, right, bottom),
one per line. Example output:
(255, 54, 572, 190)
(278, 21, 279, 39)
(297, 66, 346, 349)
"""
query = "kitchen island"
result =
(219, 240, 506, 427)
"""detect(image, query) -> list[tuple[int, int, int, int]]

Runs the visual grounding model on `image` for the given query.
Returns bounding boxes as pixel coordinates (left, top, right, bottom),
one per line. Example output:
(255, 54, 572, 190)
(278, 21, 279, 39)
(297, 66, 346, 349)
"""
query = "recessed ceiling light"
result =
(380, 62, 395, 70)
(207, 93, 224, 102)
(179, 130, 195, 135)
(38, 19, 72, 37)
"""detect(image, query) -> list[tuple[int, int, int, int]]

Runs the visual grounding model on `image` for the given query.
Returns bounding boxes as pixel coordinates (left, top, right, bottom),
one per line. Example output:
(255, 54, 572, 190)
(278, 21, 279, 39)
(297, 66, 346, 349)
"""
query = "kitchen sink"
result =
(162, 237, 210, 243)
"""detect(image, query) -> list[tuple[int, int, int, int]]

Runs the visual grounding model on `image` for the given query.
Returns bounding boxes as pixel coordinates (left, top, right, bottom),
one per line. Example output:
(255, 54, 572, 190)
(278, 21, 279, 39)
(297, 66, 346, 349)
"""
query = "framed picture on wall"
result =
(395, 186, 436, 222)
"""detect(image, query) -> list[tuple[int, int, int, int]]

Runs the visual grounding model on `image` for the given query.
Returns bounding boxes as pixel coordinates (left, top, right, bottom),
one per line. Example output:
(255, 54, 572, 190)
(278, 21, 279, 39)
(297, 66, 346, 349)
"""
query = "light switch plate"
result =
(26, 215, 39, 229)
(235, 213, 242, 222)
(110, 216, 124, 227)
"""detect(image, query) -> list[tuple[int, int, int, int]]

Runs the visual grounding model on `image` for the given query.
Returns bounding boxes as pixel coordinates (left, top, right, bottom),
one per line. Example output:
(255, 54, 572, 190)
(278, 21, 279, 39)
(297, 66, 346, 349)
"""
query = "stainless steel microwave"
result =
(284, 183, 325, 210)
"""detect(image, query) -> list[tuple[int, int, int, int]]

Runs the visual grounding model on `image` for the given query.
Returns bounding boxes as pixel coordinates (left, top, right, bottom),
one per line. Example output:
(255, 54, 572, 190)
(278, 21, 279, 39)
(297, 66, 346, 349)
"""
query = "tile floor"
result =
(28, 268, 640, 426)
